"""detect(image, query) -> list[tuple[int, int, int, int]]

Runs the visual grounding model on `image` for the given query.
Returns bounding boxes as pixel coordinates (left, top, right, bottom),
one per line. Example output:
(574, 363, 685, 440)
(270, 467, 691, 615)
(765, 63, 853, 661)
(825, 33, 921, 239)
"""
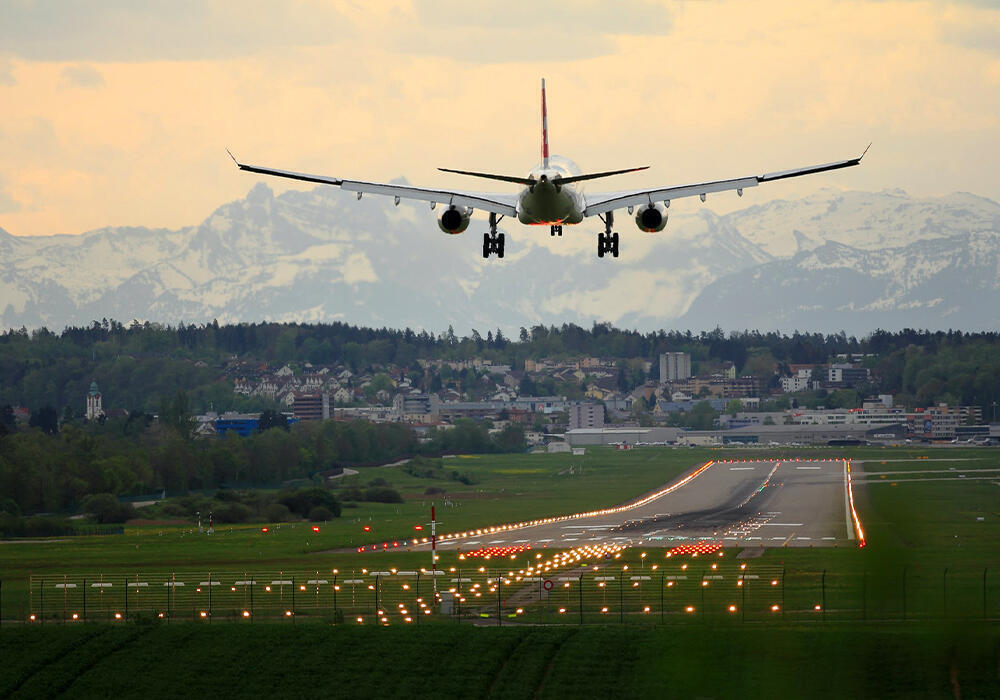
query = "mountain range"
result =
(2, 183, 999, 336)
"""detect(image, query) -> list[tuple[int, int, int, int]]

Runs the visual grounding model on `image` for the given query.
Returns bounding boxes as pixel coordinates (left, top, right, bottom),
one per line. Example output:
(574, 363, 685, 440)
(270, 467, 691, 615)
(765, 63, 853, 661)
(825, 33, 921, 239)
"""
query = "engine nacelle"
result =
(635, 203, 668, 232)
(437, 205, 471, 234)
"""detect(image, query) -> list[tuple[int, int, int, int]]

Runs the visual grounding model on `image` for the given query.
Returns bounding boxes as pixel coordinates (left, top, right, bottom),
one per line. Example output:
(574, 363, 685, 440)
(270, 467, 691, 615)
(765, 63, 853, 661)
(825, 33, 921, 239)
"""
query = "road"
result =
(421, 459, 855, 552)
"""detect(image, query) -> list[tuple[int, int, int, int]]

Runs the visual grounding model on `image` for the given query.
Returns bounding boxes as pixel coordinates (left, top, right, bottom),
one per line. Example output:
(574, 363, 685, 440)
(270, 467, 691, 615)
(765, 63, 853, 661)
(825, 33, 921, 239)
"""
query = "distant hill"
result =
(2, 184, 998, 334)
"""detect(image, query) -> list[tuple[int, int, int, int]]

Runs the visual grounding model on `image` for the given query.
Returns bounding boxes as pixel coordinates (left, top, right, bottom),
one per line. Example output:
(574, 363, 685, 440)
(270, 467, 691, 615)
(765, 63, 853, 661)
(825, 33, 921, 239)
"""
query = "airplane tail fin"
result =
(541, 78, 549, 169)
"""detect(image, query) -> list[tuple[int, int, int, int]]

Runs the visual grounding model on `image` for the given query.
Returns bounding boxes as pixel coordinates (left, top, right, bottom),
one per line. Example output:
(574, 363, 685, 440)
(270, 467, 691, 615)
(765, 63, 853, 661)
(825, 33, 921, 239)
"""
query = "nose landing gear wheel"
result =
(550, 225, 563, 237)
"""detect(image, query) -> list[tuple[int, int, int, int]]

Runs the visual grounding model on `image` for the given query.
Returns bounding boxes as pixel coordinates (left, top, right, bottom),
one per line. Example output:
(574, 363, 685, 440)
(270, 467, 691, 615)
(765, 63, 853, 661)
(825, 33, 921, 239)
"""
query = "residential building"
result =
(568, 402, 604, 430)
(659, 352, 691, 382)
(393, 393, 441, 420)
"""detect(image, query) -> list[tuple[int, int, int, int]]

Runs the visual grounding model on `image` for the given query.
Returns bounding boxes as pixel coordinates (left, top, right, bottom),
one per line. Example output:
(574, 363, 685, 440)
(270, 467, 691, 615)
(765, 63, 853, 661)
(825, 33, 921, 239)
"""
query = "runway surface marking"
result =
(796, 466, 822, 470)
(729, 467, 755, 471)
(843, 459, 854, 541)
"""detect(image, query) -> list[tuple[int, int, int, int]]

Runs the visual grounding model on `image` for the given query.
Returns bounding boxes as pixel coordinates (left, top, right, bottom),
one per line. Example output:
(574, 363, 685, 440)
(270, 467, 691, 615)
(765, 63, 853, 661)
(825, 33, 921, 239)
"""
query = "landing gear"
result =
(597, 211, 619, 258)
(482, 212, 505, 259)
(550, 225, 563, 237)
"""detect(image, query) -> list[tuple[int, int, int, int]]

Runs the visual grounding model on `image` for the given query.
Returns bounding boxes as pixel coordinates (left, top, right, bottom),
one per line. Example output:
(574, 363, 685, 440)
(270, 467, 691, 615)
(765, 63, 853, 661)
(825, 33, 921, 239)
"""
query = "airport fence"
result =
(9, 561, 1000, 626)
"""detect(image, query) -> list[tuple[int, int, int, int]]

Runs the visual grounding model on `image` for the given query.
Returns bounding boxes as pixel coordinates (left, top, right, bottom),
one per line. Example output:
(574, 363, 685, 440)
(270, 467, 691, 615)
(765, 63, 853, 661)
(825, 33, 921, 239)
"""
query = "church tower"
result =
(86, 380, 104, 421)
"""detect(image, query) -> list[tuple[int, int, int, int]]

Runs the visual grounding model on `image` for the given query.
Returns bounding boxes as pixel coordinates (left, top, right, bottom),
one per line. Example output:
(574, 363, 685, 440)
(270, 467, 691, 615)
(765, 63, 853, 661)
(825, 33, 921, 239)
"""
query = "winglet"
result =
(860, 142, 872, 160)
(226, 148, 241, 167)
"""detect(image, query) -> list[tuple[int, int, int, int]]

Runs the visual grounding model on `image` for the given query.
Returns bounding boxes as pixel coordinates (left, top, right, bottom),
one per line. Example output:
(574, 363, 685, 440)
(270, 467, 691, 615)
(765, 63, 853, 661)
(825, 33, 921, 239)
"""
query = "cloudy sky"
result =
(1, 0, 999, 237)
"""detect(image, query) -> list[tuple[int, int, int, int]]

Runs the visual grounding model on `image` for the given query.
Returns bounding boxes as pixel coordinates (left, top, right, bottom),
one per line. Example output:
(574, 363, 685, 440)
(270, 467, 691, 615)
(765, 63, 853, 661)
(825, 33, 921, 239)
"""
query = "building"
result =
(393, 393, 441, 421)
(565, 426, 683, 446)
(568, 402, 604, 430)
(85, 380, 104, 421)
(292, 392, 330, 421)
(826, 364, 871, 388)
(216, 412, 261, 437)
(660, 352, 691, 382)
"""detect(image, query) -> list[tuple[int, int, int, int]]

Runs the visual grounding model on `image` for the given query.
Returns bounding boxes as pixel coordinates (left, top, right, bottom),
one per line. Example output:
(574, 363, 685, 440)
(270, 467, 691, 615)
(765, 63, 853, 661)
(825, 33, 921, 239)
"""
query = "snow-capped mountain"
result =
(1, 184, 998, 335)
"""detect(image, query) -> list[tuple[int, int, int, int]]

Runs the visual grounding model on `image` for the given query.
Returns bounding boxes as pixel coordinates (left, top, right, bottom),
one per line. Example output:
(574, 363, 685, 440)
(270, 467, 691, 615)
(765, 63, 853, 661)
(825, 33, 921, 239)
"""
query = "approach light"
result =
(312, 526, 320, 532)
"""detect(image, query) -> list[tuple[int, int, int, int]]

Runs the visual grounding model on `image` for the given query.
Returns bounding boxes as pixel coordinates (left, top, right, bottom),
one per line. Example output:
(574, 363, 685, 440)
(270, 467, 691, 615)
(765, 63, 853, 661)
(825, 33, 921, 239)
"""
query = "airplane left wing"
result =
(228, 151, 518, 217)
(583, 148, 868, 217)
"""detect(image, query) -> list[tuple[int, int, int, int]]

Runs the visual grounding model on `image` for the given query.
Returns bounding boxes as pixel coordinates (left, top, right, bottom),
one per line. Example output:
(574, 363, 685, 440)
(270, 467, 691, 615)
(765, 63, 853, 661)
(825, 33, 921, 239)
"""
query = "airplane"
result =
(228, 79, 868, 260)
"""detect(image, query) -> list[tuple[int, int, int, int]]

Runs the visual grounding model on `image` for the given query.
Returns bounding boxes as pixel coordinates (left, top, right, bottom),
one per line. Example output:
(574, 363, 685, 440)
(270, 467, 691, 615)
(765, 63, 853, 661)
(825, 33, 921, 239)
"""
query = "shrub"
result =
(264, 503, 291, 522)
(424, 486, 447, 495)
(80, 493, 136, 523)
(367, 477, 389, 487)
(364, 487, 403, 504)
(308, 505, 333, 521)
(214, 502, 252, 523)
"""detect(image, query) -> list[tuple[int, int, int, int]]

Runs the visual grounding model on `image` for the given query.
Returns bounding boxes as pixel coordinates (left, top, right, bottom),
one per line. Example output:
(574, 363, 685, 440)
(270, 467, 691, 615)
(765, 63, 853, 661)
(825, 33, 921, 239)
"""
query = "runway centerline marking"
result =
(763, 523, 804, 526)
(729, 467, 755, 471)
(797, 466, 822, 470)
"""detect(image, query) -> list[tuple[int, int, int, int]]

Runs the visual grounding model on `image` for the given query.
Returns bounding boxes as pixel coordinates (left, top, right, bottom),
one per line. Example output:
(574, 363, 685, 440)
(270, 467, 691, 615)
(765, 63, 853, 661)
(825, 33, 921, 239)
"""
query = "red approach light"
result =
(363, 525, 372, 532)
(261, 527, 269, 533)
(667, 542, 723, 557)
(392, 541, 399, 548)
(414, 525, 423, 531)
(311, 526, 320, 533)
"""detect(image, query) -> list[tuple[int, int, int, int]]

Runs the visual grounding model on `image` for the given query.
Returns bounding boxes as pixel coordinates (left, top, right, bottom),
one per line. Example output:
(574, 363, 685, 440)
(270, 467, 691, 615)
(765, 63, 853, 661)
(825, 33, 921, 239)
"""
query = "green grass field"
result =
(2, 446, 1000, 697)
(1, 623, 997, 699)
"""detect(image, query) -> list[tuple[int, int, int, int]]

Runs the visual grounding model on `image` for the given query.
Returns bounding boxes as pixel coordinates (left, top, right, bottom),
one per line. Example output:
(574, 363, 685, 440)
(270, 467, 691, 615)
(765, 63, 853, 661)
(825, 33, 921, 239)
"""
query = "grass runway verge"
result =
(1, 623, 998, 699)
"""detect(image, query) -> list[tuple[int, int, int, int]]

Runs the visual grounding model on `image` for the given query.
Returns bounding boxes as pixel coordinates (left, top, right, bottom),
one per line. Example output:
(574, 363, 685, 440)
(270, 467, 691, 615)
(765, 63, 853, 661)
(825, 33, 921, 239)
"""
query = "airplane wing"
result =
(227, 151, 518, 217)
(583, 148, 869, 217)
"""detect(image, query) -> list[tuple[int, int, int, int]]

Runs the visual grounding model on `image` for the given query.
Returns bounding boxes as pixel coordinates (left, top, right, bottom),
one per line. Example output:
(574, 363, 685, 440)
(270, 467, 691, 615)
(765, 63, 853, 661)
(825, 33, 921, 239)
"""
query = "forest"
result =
(1, 320, 998, 416)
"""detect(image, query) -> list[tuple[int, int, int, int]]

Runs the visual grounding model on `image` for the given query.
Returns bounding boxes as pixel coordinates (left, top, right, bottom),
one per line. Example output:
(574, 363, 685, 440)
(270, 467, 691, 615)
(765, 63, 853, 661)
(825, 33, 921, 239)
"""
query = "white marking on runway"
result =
(563, 537, 578, 541)
(822, 537, 836, 540)
(797, 466, 822, 470)
(763, 523, 804, 526)
(730, 467, 755, 471)
(796, 537, 812, 540)
(489, 539, 506, 544)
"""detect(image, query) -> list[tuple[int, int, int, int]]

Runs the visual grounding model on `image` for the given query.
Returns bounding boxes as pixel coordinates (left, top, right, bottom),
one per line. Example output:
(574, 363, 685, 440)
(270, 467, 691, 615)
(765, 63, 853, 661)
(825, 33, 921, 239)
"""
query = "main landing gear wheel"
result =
(597, 211, 619, 258)
(550, 225, 563, 237)
(482, 213, 505, 259)
(597, 231, 619, 258)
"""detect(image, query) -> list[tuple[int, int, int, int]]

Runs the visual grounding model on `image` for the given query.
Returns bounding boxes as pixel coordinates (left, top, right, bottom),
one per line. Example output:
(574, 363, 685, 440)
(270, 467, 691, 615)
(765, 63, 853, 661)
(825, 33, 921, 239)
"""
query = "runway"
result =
(422, 459, 856, 552)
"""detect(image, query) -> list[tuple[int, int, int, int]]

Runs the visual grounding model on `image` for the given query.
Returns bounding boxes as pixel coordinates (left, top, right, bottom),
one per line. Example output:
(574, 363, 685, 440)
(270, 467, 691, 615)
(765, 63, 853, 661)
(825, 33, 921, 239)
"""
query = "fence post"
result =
(374, 574, 379, 617)
(781, 567, 786, 619)
(208, 573, 212, 622)
(496, 572, 502, 628)
(862, 570, 867, 621)
(333, 573, 338, 618)
(124, 576, 128, 621)
(660, 571, 664, 625)
(741, 572, 746, 622)
(901, 566, 907, 622)
(984, 568, 988, 620)
(578, 574, 584, 625)
(40, 578, 43, 625)
(821, 570, 826, 622)
(83, 578, 86, 622)
(250, 577, 254, 623)
(942, 567, 948, 618)
(291, 576, 296, 624)
(619, 572, 624, 624)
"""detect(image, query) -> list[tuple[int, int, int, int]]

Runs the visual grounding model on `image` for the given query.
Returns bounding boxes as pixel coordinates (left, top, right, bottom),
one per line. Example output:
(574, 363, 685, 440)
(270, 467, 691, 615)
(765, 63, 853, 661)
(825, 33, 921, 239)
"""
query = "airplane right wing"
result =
(583, 148, 869, 217)
(228, 151, 519, 217)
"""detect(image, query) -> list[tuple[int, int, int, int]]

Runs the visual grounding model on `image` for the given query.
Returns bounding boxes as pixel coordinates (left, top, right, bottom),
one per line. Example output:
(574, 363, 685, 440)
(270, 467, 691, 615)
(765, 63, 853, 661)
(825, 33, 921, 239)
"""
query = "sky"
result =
(1, 0, 1000, 238)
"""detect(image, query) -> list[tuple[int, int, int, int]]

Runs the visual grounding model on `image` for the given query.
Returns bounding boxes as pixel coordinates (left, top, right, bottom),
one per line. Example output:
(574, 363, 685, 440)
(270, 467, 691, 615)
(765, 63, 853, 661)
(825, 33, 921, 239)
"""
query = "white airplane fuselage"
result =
(517, 155, 585, 225)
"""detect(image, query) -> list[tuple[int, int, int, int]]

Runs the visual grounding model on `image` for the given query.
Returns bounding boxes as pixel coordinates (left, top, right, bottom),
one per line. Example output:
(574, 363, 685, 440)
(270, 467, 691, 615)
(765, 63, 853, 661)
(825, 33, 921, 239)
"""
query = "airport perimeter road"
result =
(423, 459, 855, 552)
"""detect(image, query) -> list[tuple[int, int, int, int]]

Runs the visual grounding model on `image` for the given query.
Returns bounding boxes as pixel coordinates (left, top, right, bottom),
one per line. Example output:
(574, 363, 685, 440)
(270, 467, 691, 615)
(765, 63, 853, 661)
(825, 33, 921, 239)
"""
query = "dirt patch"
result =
(125, 519, 189, 526)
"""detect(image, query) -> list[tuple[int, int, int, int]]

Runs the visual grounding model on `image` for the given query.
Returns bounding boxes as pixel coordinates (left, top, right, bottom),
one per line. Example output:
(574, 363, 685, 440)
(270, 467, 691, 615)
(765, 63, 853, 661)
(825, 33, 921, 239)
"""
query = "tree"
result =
(29, 405, 59, 435)
(725, 399, 743, 417)
(257, 409, 289, 432)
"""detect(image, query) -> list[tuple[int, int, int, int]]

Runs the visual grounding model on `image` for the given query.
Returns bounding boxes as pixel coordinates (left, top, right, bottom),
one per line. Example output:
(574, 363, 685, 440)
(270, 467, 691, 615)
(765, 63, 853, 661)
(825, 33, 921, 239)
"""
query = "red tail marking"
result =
(541, 78, 549, 168)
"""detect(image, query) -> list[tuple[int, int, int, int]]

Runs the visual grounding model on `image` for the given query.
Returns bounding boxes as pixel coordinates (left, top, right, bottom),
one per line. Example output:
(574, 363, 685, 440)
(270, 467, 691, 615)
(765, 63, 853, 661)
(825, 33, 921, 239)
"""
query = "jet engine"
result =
(634, 203, 668, 232)
(437, 205, 471, 234)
